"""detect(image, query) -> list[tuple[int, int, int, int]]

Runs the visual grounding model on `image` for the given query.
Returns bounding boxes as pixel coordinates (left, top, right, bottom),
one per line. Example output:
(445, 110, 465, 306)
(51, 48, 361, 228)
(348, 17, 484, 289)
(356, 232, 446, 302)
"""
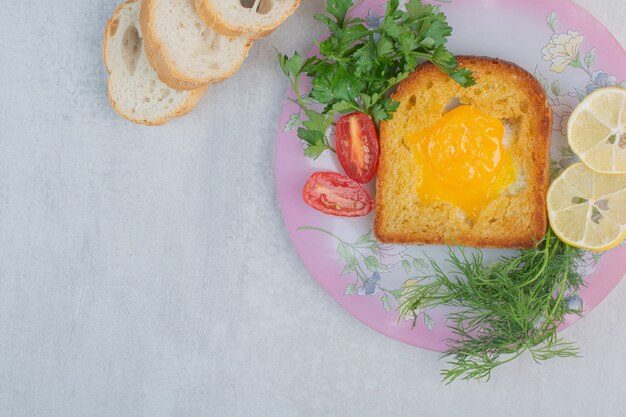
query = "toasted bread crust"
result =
(193, 0, 301, 39)
(103, 0, 208, 125)
(374, 56, 552, 249)
(140, 0, 253, 91)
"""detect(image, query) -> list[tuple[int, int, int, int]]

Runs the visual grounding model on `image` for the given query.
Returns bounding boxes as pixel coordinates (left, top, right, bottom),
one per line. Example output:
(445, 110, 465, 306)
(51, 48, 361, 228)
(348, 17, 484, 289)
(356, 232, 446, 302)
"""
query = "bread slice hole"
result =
(501, 118, 519, 148)
(158, 89, 171, 103)
(198, 32, 221, 55)
(443, 97, 462, 114)
(210, 35, 220, 51)
(121, 25, 142, 76)
(240, 0, 256, 7)
(240, 0, 273, 15)
(257, 0, 273, 14)
(401, 136, 411, 151)
(519, 101, 529, 114)
(461, 212, 474, 227)
(407, 95, 417, 110)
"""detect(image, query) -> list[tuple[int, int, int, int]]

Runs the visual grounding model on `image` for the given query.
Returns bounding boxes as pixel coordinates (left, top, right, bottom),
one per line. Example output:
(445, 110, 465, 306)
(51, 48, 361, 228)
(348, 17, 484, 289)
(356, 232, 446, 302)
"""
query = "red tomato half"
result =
(335, 113, 380, 184)
(303, 172, 374, 217)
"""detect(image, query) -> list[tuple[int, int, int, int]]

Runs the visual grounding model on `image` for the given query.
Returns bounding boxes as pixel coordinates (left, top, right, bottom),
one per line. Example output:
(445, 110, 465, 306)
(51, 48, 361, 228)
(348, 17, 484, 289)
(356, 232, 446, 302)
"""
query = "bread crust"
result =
(103, 0, 208, 125)
(374, 56, 552, 249)
(107, 82, 207, 126)
(193, 0, 301, 39)
(140, 0, 253, 91)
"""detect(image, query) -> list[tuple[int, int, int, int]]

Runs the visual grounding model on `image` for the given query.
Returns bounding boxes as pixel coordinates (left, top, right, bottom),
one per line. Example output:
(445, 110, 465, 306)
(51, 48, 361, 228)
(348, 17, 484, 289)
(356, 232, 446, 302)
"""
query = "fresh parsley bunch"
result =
(278, 0, 474, 158)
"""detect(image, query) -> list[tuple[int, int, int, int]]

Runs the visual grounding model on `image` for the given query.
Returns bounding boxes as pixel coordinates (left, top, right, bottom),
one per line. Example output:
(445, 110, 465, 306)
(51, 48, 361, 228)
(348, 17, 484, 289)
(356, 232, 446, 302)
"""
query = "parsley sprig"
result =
(399, 229, 586, 383)
(278, 0, 475, 159)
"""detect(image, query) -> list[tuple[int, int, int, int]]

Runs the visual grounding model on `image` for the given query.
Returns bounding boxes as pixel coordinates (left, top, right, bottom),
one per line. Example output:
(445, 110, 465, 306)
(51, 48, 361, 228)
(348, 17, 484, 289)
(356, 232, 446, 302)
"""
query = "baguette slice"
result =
(140, 0, 253, 91)
(104, 0, 207, 125)
(374, 56, 552, 249)
(194, 0, 300, 39)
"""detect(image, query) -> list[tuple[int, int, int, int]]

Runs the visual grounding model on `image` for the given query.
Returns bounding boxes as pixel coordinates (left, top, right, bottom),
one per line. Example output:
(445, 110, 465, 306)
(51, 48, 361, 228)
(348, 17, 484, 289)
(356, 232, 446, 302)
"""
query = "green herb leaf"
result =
(304, 144, 328, 159)
(278, 52, 303, 77)
(449, 67, 476, 87)
(354, 37, 376, 74)
(405, 0, 435, 19)
(314, 13, 338, 32)
(297, 127, 324, 146)
(422, 18, 453, 45)
(302, 111, 329, 134)
(376, 35, 394, 57)
(326, 0, 353, 25)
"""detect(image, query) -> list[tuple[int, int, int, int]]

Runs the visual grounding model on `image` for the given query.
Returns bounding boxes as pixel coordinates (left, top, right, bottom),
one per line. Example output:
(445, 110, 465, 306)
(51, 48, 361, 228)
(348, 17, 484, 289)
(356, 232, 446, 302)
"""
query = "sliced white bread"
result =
(194, 0, 301, 39)
(103, 0, 207, 125)
(140, 0, 253, 91)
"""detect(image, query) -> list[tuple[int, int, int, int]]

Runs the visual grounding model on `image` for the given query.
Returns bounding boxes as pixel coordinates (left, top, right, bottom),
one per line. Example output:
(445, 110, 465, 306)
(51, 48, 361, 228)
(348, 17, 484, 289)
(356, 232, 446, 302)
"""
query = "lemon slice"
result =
(548, 162, 626, 251)
(568, 87, 626, 174)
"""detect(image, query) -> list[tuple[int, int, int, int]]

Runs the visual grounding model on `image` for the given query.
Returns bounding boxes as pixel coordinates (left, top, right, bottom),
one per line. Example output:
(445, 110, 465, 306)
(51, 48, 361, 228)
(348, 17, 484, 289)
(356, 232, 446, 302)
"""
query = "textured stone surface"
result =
(0, 0, 624, 416)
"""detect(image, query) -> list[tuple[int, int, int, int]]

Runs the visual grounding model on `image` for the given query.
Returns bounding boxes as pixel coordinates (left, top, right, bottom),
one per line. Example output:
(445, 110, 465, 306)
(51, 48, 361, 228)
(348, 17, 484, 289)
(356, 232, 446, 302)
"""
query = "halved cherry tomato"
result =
(335, 113, 380, 184)
(303, 172, 374, 217)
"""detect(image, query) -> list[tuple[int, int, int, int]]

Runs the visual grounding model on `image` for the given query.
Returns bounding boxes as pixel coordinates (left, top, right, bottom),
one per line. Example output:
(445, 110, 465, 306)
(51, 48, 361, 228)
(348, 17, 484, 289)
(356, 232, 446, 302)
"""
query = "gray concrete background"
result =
(0, 0, 624, 416)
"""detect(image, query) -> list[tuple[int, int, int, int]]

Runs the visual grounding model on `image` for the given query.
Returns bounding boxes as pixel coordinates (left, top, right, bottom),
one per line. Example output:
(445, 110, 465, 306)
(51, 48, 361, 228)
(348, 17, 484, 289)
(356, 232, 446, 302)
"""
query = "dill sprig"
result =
(399, 229, 586, 383)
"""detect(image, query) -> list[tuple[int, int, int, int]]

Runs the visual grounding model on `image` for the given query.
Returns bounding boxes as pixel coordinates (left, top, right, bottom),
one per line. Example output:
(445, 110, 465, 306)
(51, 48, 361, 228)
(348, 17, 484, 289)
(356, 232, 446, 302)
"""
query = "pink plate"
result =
(275, 0, 626, 351)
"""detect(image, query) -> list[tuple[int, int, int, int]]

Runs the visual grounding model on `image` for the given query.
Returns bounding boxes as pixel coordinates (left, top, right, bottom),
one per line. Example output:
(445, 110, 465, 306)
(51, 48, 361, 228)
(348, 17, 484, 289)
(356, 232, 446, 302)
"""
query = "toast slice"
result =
(140, 0, 253, 91)
(374, 56, 552, 248)
(103, 0, 207, 125)
(194, 0, 300, 39)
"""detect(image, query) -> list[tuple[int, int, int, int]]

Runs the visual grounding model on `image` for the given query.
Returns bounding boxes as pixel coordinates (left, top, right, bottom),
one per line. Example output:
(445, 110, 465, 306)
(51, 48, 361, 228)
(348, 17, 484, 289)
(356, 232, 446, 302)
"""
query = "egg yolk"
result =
(407, 105, 516, 222)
